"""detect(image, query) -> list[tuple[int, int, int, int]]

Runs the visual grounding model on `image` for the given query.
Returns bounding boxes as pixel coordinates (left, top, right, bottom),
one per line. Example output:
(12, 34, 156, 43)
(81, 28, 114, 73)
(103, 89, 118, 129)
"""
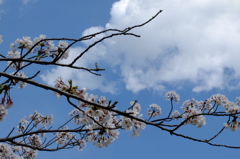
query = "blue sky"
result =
(1, 0, 240, 158)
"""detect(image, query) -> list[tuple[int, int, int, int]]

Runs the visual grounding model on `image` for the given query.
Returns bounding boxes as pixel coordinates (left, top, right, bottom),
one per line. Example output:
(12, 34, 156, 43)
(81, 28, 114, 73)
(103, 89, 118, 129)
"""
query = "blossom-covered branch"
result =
(0, 9, 240, 159)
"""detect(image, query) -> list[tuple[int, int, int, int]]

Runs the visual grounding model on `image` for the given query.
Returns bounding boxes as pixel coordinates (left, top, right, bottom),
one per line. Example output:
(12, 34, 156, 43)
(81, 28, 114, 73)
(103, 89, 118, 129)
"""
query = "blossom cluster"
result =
(165, 91, 180, 103)
(55, 78, 148, 144)
(181, 99, 206, 128)
(0, 85, 14, 121)
(121, 101, 146, 138)
(169, 94, 240, 130)
(171, 110, 181, 119)
(0, 35, 71, 125)
(29, 111, 53, 127)
(28, 134, 42, 147)
(8, 112, 54, 158)
(209, 94, 228, 106)
(0, 105, 8, 122)
(8, 35, 70, 62)
(10, 72, 27, 89)
(5, 35, 70, 99)
(206, 94, 240, 113)
(179, 94, 239, 128)
(170, 98, 208, 126)
(208, 94, 240, 131)
(0, 143, 37, 159)
(17, 111, 53, 134)
(63, 102, 121, 148)
(55, 126, 75, 145)
(224, 121, 240, 131)
(87, 126, 120, 148)
(236, 97, 240, 106)
(147, 104, 162, 118)
(54, 77, 122, 147)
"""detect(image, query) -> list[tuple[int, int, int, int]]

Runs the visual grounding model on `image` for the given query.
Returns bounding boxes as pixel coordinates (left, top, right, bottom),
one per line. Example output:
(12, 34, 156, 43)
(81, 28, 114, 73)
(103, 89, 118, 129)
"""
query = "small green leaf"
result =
(36, 55, 41, 61)
(73, 86, 78, 89)
(111, 101, 119, 108)
(0, 85, 5, 95)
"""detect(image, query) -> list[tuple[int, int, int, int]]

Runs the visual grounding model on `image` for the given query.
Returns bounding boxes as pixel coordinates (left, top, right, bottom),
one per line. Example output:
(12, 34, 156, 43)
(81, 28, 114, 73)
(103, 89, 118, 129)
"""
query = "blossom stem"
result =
(167, 99, 174, 118)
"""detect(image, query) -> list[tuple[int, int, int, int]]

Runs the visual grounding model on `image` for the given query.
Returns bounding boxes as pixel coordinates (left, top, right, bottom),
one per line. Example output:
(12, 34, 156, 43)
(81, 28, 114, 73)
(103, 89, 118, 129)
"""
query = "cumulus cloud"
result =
(41, 0, 240, 94)
(105, 0, 240, 93)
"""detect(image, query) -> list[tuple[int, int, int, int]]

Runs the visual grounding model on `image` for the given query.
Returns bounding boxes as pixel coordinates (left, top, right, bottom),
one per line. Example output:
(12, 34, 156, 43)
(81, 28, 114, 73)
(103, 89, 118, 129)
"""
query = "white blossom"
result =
(147, 104, 161, 117)
(0, 143, 24, 159)
(223, 101, 240, 113)
(0, 35, 3, 43)
(28, 134, 42, 147)
(77, 139, 86, 151)
(15, 36, 33, 50)
(0, 105, 8, 121)
(209, 94, 228, 105)
(224, 122, 240, 131)
(166, 91, 180, 103)
(171, 110, 181, 119)
(22, 147, 38, 159)
(29, 111, 53, 127)
(131, 101, 141, 115)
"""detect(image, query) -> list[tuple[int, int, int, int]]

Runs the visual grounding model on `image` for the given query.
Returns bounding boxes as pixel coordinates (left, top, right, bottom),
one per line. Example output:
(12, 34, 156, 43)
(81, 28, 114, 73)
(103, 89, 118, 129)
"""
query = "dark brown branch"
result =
(0, 58, 105, 76)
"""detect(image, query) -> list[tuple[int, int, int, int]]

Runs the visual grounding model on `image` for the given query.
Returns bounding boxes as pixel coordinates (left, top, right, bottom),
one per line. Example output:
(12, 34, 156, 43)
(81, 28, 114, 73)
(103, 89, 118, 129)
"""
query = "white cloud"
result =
(105, 0, 240, 93)
(0, 0, 4, 21)
(41, 47, 120, 94)
(22, 0, 30, 4)
(21, 0, 38, 5)
(42, 0, 240, 94)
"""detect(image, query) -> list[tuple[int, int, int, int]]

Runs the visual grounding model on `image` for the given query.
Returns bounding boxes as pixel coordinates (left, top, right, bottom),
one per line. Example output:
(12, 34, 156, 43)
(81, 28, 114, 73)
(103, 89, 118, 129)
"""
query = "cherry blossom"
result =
(224, 121, 240, 131)
(29, 111, 53, 127)
(209, 94, 228, 106)
(181, 99, 206, 127)
(0, 105, 8, 121)
(171, 110, 181, 119)
(147, 104, 162, 118)
(166, 91, 180, 103)
(0, 35, 3, 43)
(28, 134, 42, 147)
